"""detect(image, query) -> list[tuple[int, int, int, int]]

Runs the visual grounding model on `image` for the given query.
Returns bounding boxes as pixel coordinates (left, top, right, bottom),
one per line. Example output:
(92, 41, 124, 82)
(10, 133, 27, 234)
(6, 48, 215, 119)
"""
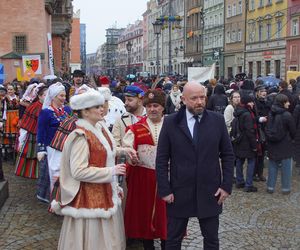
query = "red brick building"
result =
(0, 0, 73, 82)
(286, 0, 300, 71)
(70, 10, 81, 72)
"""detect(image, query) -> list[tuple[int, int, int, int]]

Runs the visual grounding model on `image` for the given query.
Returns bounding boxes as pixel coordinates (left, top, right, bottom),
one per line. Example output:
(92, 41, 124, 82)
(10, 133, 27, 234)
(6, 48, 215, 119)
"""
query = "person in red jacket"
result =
(123, 89, 167, 250)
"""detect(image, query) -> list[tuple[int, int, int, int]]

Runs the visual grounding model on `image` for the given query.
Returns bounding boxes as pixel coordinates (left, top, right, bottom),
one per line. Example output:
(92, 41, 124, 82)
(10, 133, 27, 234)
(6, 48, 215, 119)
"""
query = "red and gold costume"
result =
(3, 95, 19, 147)
(123, 116, 167, 240)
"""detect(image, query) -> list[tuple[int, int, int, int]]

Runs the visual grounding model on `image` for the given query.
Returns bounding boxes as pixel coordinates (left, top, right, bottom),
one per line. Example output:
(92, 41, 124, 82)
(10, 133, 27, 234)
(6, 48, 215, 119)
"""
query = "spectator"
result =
(266, 94, 296, 194)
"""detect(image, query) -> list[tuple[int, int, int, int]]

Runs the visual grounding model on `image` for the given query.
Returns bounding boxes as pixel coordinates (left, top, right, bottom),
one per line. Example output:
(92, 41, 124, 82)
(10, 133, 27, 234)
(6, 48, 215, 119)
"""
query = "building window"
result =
(266, 0, 272, 6)
(248, 62, 253, 77)
(232, 4, 237, 16)
(238, 30, 242, 41)
(227, 5, 232, 18)
(275, 60, 281, 78)
(13, 35, 27, 53)
(266, 23, 272, 40)
(232, 31, 236, 42)
(250, 0, 255, 10)
(276, 20, 282, 38)
(228, 67, 233, 79)
(292, 19, 299, 36)
(258, 24, 263, 41)
(238, 1, 242, 14)
(238, 66, 243, 73)
(259, 0, 264, 8)
(226, 31, 231, 43)
(265, 60, 271, 76)
(257, 61, 262, 76)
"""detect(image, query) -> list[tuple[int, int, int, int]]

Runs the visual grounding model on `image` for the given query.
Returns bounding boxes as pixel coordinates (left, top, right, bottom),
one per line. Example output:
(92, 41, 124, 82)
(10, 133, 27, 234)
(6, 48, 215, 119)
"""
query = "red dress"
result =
(124, 117, 167, 240)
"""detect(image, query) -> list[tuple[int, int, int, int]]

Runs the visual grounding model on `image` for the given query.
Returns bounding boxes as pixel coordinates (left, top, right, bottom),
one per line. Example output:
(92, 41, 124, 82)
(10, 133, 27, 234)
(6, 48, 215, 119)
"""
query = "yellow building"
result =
(245, 0, 287, 79)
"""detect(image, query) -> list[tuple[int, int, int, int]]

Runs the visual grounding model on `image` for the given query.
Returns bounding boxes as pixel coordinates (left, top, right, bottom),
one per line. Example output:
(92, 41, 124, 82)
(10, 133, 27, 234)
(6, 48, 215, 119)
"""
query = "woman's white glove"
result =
(37, 152, 47, 162)
(113, 163, 126, 176)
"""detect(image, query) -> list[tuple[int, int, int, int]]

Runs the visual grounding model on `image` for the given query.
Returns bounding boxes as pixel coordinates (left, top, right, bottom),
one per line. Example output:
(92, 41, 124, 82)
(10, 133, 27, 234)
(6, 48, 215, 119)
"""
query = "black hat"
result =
(241, 94, 255, 105)
(72, 70, 85, 77)
(255, 84, 267, 92)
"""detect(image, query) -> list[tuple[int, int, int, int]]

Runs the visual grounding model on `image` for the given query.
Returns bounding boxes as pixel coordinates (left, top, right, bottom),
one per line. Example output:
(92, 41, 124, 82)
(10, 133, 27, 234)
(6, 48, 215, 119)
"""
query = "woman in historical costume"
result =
(36, 82, 71, 203)
(51, 89, 127, 250)
(15, 84, 48, 178)
(3, 84, 20, 160)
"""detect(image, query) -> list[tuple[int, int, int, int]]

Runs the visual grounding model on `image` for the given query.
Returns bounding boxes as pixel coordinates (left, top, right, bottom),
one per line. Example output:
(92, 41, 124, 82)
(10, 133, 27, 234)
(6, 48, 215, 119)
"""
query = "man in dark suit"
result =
(156, 82, 234, 249)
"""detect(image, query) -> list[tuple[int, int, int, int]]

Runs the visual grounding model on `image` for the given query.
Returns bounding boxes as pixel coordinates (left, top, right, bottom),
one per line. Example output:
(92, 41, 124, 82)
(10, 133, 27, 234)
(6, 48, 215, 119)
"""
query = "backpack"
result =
(230, 116, 243, 144)
(265, 113, 286, 142)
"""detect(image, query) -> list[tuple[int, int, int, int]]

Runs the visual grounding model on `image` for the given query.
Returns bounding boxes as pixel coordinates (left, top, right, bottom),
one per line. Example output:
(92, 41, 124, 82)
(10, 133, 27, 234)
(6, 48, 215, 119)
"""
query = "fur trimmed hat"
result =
(98, 87, 112, 101)
(143, 89, 166, 107)
(70, 89, 105, 111)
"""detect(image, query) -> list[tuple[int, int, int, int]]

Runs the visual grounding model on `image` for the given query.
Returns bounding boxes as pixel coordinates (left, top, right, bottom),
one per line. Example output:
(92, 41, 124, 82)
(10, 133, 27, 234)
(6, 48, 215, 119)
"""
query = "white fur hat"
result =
(98, 87, 112, 101)
(70, 89, 104, 110)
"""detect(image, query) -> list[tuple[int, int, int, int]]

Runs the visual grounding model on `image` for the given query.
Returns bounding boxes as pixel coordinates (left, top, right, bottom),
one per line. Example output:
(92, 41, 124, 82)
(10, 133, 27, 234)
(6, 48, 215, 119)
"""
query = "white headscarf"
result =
(42, 82, 65, 109)
(21, 83, 38, 102)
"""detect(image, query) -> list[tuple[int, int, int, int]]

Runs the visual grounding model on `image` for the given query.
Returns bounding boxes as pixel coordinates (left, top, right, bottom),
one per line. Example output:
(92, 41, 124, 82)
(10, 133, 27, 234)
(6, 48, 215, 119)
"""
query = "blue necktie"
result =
(193, 115, 200, 145)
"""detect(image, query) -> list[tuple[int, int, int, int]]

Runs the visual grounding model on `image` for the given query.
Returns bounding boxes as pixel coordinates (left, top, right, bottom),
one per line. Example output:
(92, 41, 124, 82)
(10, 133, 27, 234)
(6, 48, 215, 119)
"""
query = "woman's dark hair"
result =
(229, 90, 240, 101)
(33, 86, 48, 102)
(274, 93, 289, 107)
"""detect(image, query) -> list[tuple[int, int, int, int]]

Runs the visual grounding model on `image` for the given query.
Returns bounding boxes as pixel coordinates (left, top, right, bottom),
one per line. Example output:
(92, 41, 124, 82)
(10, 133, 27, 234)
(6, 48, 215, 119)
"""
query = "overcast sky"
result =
(73, 0, 148, 54)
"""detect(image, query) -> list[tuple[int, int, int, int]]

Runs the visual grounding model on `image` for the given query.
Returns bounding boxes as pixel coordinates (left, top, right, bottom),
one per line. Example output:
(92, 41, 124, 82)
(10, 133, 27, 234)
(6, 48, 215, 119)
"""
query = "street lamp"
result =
(174, 47, 179, 57)
(126, 41, 132, 75)
(156, 1, 182, 76)
(153, 21, 162, 76)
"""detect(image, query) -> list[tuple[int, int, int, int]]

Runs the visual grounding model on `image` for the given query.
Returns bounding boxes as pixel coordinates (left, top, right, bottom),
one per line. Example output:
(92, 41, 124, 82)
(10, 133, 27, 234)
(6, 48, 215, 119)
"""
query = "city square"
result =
(1, 162, 300, 249)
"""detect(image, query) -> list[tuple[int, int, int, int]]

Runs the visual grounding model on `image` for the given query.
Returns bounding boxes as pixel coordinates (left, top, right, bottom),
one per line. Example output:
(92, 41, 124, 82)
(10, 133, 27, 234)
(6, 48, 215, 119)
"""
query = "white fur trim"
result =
(70, 89, 104, 110)
(98, 87, 112, 101)
(51, 183, 121, 219)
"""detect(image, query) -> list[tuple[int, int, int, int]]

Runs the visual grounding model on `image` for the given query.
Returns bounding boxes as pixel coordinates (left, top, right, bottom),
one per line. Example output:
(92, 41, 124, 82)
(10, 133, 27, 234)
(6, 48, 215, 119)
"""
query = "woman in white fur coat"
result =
(51, 89, 127, 250)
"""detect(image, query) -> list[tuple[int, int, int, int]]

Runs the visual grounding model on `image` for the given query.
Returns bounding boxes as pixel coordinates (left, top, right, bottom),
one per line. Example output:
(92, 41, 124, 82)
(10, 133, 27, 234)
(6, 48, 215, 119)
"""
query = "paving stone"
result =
(1, 163, 300, 249)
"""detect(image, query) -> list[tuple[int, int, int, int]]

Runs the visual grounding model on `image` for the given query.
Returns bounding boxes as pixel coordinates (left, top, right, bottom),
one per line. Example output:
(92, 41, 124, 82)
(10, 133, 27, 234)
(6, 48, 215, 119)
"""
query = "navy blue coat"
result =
(156, 107, 234, 219)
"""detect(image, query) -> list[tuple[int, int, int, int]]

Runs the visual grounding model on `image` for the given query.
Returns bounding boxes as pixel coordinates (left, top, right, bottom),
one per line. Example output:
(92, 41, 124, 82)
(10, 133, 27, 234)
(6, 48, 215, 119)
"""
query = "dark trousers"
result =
(0, 147, 3, 181)
(166, 215, 219, 250)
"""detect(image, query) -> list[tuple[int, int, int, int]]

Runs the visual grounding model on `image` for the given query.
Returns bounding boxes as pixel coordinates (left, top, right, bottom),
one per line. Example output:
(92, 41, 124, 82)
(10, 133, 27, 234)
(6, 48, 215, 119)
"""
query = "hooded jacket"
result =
(233, 105, 257, 159)
(267, 105, 296, 161)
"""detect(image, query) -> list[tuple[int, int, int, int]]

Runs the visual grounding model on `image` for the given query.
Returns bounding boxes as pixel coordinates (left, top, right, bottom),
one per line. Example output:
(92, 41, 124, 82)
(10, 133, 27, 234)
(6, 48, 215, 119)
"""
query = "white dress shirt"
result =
(186, 109, 202, 138)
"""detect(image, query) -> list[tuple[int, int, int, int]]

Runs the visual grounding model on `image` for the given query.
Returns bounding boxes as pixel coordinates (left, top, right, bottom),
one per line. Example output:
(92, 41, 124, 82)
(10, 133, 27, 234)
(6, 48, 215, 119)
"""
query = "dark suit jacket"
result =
(156, 106, 234, 219)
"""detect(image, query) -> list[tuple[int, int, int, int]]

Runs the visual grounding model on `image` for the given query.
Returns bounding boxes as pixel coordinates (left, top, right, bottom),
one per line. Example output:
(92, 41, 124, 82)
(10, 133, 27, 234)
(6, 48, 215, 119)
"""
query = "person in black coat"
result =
(156, 82, 234, 250)
(293, 94, 300, 170)
(206, 84, 228, 114)
(266, 94, 296, 194)
(253, 85, 270, 181)
(233, 95, 259, 192)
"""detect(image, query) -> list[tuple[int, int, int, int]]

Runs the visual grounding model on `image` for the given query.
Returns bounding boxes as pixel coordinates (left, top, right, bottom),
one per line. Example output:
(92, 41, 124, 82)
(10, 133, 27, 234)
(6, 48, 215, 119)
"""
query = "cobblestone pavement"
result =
(0, 162, 300, 250)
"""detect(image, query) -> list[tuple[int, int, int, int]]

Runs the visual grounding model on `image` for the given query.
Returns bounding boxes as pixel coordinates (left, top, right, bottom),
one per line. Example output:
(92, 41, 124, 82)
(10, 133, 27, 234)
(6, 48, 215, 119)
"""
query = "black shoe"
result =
(244, 186, 258, 192)
(259, 176, 266, 182)
(266, 188, 274, 194)
(236, 183, 245, 189)
(253, 176, 260, 182)
(282, 190, 291, 195)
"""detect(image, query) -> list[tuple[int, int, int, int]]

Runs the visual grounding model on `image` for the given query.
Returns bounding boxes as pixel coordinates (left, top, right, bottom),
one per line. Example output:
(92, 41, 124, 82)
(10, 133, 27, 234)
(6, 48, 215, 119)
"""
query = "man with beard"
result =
(123, 89, 167, 250)
(112, 86, 145, 147)
(69, 70, 85, 99)
(156, 82, 234, 250)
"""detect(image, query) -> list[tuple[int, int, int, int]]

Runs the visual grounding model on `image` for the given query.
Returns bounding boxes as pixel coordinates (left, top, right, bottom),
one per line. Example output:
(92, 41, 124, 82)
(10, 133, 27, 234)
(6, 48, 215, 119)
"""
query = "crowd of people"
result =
(0, 70, 299, 249)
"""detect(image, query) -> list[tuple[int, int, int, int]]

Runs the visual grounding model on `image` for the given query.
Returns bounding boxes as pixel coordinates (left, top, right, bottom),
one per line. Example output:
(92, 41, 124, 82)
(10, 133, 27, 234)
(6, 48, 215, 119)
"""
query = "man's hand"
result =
(162, 193, 174, 204)
(124, 148, 139, 163)
(214, 188, 229, 205)
(37, 152, 46, 162)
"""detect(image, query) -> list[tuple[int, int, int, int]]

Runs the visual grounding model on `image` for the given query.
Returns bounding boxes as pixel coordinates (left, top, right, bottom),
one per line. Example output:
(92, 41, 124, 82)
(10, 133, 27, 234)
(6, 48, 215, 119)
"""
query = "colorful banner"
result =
(47, 33, 55, 75)
(0, 64, 4, 84)
(287, 71, 300, 83)
(22, 55, 42, 75)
